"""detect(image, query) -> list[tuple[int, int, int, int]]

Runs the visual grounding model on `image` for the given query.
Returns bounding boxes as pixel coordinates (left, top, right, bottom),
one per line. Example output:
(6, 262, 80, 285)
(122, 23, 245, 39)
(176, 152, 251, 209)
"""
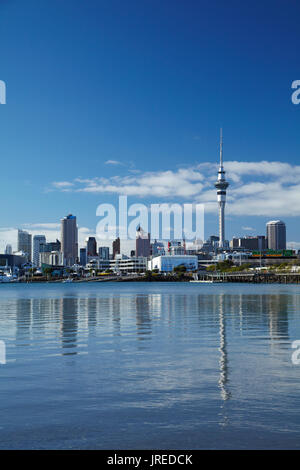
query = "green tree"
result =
(173, 264, 187, 273)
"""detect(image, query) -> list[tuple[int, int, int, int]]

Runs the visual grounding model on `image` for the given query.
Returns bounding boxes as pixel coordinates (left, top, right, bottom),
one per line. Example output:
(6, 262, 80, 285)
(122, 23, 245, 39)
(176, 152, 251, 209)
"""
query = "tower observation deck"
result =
(214, 129, 229, 248)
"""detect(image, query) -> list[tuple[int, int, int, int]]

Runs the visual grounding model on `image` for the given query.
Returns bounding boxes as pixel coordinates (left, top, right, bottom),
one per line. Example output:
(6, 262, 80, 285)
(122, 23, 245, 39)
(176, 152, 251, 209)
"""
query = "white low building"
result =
(148, 255, 198, 272)
(40, 251, 63, 266)
(111, 256, 147, 273)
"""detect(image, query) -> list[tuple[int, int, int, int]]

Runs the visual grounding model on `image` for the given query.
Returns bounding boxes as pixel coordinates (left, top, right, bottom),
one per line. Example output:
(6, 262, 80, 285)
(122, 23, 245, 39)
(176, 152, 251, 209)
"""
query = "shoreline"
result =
(2, 273, 300, 285)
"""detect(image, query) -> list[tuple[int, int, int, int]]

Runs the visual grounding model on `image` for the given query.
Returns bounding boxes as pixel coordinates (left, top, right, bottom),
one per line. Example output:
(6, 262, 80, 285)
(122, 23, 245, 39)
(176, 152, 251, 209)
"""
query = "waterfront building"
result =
(61, 214, 78, 266)
(17, 229, 32, 262)
(32, 235, 46, 267)
(136, 226, 151, 258)
(214, 129, 229, 249)
(84, 258, 110, 271)
(86, 237, 97, 256)
(0, 253, 27, 271)
(266, 220, 286, 250)
(111, 255, 147, 273)
(148, 255, 198, 273)
(112, 237, 120, 259)
(97, 259, 111, 271)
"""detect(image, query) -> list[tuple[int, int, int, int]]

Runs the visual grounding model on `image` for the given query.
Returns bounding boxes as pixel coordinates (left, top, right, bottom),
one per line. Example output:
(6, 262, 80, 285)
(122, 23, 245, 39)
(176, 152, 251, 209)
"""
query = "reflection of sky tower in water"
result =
(214, 129, 229, 248)
(218, 294, 231, 402)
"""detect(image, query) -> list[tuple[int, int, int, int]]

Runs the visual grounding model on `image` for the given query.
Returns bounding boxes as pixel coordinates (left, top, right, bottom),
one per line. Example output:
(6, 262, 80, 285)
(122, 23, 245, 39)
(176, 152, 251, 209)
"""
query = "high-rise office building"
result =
(33, 235, 46, 267)
(112, 237, 120, 259)
(61, 214, 78, 266)
(99, 246, 110, 260)
(266, 220, 286, 250)
(17, 229, 32, 262)
(214, 129, 229, 249)
(80, 248, 87, 266)
(136, 226, 151, 257)
(86, 237, 97, 256)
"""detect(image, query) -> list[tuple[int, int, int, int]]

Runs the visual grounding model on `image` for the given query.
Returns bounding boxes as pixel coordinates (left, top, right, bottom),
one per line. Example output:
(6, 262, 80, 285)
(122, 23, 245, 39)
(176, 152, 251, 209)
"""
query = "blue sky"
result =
(0, 0, 299, 251)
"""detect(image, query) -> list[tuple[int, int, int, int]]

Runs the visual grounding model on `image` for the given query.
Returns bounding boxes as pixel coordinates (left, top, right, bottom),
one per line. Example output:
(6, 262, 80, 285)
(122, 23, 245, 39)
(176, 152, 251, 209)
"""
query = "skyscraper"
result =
(80, 248, 87, 266)
(214, 129, 229, 249)
(112, 237, 120, 259)
(61, 214, 78, 266)
(33, 235, 46, 267)
(266, 220, 286, 250)
(17, 229, 32, 262)
(86, 237, 97, 256)
(136, 226, 151, 257)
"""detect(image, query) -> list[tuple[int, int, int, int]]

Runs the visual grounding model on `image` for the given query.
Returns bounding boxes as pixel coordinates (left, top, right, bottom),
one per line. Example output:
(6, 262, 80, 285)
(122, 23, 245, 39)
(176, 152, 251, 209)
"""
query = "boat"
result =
(62, 278, 74, 283)
(0, 272, 15, 283)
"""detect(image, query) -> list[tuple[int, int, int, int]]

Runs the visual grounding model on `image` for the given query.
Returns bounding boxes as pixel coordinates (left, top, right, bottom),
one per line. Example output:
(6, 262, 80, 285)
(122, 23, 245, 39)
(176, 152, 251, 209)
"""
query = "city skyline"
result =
(0, 1, 300, 252)
(3, 213, 290, 262)
(0, 142, 297, 255)
(0, 152, 297, 255)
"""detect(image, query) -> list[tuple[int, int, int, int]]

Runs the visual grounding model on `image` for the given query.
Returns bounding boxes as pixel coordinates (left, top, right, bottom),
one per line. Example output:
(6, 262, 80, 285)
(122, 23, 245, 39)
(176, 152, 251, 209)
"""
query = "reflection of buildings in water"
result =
(218, 294, 231, 403)
(224, 293, 290, 345)
(86, 298, 98, 328)
(165, 293, 174, 329)
(165, 294, 199, 335)
(262, 294, 290, 357)
(135, 295, 152, 340)
(15, 297, 63, 342)
(238, 293, 243, 333)
(149, 294, 162, 319)
(16, 299, 32, 341)
(266, 295, 289, 341)
(59, 297, 78, 355)
(110, 296, 121, 336)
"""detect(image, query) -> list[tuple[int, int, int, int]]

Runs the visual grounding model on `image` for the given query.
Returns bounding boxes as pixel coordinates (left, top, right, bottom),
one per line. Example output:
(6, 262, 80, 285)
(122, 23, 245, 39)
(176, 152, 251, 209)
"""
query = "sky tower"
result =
(214, 129, 229, 248)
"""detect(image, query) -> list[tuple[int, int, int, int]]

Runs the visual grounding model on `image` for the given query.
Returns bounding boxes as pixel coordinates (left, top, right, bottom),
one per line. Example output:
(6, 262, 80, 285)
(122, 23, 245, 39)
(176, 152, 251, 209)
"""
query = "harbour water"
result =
(0, 282, 300, 449)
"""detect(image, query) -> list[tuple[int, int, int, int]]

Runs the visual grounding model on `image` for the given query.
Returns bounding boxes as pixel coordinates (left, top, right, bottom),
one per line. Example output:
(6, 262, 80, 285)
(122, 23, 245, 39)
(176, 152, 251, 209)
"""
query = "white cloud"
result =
(50, 160, 300, 218)
(104, 160, 123, 165)
(287, 241, 300, 250)
(52, 181, 74, 189)
(23, 223, 61, 230)
(78, 227, 91, 234)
